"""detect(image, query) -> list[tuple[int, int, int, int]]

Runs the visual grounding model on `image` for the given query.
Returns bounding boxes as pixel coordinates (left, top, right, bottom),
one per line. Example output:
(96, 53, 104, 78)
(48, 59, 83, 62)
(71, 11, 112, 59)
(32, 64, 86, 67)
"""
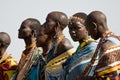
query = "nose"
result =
(36, 31, 40, 39)
(71, 30, 76, 34)
(18, 28, 21, 32)
(42, 23, 45, 27)
(36, 37, 38, 42)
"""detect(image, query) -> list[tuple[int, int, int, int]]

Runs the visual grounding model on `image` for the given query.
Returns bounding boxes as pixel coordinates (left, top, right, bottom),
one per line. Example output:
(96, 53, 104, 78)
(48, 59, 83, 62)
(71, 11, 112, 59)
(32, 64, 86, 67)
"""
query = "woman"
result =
(42, 11, 75, 80)
(0, 32, 18, 80)
(13, 18, 42, 80)
(61, 12, 98, 80)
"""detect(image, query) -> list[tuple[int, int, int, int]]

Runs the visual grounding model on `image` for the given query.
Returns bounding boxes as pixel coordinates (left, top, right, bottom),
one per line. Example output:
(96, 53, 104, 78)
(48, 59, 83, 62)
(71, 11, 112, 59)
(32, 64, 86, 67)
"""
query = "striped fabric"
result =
(95, 36, 120, 80)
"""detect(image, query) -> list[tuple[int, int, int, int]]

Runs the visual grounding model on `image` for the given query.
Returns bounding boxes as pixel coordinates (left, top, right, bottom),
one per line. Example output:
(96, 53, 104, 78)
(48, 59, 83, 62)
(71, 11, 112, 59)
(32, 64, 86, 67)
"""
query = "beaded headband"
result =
(68, 16, 85, 27)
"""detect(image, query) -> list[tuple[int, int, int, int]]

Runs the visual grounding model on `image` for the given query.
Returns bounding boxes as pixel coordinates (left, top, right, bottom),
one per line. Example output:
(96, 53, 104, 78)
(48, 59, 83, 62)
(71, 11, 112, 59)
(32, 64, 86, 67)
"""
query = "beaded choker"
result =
(102, 30, 114, 38)
(75, 38, 94, 53)
(80, 38, 95, 48)
(69, 16, 85, 23)
(68, 16, 85, 27)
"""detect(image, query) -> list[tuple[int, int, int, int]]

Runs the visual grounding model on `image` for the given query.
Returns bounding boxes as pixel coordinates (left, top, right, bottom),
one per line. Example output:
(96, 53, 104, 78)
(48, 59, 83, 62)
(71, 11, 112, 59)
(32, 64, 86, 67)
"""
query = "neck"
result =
(24, 37, 36, 47)
(79, 35, 90, 44)
(55, 32, 64, 42)
(43, 39, 53, 55)
(79, 36, 94, 48)
(0, 49, 6, 59)
(52, 31, 63, 41)
(101, 29, 111, 37)
(100, 25, 109, 37)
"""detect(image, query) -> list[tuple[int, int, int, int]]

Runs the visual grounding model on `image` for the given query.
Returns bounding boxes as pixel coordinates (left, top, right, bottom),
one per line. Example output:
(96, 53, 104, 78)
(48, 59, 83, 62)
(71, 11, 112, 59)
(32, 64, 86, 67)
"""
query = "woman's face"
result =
(42, 14, 56, 35)
(18, 20, 32, 39)
(68, 21, 87, 42)
(36, 27, 48, 47)
(85, 21, 99, 40)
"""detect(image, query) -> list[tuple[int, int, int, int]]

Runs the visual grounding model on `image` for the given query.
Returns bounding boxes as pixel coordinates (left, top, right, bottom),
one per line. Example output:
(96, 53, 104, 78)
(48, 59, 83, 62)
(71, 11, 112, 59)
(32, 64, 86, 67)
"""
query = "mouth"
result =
(36, 41, 39, 46)
(71, 34, 76, 38)
(71, 35, 77, 40)
(18, 33, 21, 36)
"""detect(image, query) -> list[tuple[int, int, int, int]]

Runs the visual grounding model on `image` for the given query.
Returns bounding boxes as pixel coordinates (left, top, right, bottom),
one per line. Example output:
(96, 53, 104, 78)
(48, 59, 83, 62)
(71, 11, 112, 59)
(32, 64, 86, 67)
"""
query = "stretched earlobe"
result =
(32, 30, 36, 37)
(92, 22, 97, 30)
(53, 23, 60, 40)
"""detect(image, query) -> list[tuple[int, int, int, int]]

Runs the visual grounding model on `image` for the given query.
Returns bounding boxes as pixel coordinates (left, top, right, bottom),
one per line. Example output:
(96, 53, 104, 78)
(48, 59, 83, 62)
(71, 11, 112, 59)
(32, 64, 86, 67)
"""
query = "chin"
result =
(36, 44, 40, 47)
(36, 42, 39, 46)
(18, 34, 23, 38)
(36, 43, 42, 47)
(92, 36, 99, 40)
(71, 37, 76, 41)
(72, 39, 78, 42)
(18, 36, 22, 39)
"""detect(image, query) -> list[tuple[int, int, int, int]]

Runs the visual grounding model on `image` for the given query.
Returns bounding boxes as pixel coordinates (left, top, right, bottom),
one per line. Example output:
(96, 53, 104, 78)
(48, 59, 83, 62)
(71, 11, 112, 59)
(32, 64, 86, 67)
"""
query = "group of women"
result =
(0, 10, 120, 80)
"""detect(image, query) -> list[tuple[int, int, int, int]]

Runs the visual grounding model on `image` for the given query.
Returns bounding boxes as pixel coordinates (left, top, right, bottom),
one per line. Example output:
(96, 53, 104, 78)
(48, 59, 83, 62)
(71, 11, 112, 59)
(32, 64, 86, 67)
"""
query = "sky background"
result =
(0, 0, 120, 61)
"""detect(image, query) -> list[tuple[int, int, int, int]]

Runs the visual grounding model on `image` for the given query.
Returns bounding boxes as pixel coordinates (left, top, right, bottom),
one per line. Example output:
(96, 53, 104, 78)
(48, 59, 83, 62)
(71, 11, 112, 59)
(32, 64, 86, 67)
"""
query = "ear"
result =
(55, 22, 60, 33)
(53, 22, 60, 40)
(31, 30, 36, 37)
(92, 22, 98, 31)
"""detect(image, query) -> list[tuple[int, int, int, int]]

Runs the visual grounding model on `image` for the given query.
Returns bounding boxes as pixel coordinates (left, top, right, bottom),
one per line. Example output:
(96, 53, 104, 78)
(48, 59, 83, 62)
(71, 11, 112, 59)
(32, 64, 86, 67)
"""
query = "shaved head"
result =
(47, 11, 68, 30)
(85, 11, 109, 40)
(0, 32, 11, 46)
(0, 32, 11, 56)
(87, 11, 107, 25)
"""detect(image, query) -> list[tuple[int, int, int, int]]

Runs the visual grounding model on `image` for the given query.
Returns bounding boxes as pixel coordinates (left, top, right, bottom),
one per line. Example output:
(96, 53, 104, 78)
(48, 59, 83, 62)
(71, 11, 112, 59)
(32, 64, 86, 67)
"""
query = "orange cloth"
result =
(16, 42, 36, 80)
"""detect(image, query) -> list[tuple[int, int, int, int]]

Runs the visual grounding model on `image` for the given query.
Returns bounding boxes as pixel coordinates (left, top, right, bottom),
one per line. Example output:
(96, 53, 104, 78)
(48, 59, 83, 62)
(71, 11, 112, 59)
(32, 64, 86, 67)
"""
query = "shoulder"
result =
(60, 38, 73, 49)
(88, 41, 98, 47)
(101, 36, 120, 51)
(57, 38, 75, 56)
(85, 41, 98, 51)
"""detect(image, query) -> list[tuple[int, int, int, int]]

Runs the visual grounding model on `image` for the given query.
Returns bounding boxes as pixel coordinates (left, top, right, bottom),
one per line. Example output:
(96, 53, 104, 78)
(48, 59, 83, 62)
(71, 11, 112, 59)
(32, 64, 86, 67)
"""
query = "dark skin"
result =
(68, 13, 89, 80)
(85, 11, 115, 51)
(42, 11, 73, 57)
(18, 18, 40, 55)
(36, 26, 53, 56)
(15, 18, 40, 80)
(0, 32, 11, 59)
(18, 20, 36, 47)
(68, 20, 89, 44)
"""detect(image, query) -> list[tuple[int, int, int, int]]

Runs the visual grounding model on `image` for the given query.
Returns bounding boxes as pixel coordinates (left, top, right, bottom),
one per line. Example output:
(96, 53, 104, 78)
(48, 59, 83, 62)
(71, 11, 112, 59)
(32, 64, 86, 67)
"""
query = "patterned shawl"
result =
(61, 39, 97, 80)
(16, 42, 36, 80)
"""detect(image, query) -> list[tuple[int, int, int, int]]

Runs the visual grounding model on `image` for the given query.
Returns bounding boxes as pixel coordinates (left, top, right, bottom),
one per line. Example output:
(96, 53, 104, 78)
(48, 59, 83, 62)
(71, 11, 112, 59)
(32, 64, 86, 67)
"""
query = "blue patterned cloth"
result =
(61, 41, 97, 80)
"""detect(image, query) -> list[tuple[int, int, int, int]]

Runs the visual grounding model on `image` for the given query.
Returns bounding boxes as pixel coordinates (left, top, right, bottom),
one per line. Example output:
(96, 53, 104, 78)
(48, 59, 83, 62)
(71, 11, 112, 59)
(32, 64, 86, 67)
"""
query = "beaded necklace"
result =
(76, 37, 95, 53)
